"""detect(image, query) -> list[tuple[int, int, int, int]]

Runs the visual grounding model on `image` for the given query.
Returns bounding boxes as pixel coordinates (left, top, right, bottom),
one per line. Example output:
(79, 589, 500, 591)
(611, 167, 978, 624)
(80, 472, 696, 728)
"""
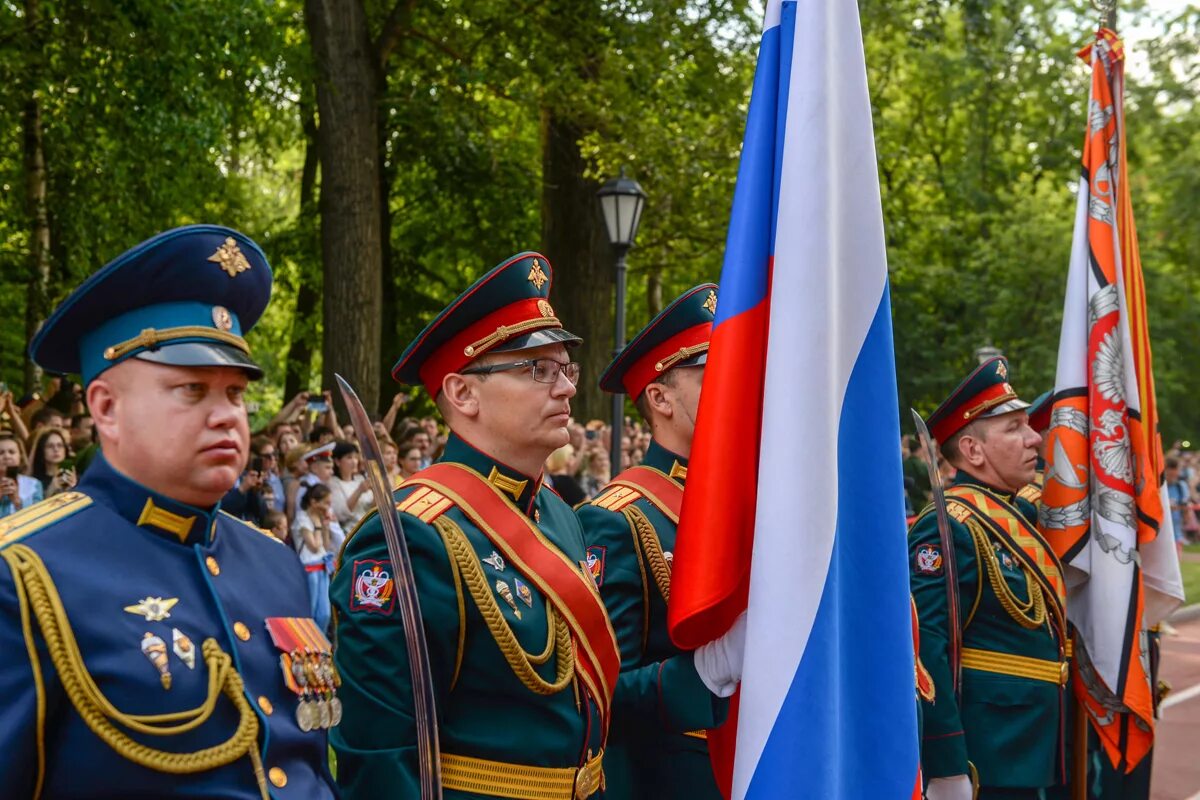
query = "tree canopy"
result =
(2, 0, 1198, 439)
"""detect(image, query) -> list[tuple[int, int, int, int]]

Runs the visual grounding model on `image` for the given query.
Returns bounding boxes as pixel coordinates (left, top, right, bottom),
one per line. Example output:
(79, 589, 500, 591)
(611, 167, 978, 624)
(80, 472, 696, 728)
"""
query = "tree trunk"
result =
(22, 0, 49, 396)
(646, 268, 663, 319)
(305, 0, 383, 413)
(284, 100, 321, 402)
(539, 107, 611, 422)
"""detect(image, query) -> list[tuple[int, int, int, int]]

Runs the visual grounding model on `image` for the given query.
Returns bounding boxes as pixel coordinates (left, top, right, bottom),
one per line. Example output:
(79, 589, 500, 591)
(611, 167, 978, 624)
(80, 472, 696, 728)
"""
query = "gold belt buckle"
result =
(574, 748, 605, 799)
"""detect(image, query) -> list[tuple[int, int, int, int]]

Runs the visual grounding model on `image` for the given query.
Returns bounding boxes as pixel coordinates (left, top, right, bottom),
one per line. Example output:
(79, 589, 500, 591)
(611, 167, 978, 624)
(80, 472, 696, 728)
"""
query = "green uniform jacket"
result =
(331, 435, 607, 799)
(909, 472, 1066, 790)
(576, 440, 725, 799)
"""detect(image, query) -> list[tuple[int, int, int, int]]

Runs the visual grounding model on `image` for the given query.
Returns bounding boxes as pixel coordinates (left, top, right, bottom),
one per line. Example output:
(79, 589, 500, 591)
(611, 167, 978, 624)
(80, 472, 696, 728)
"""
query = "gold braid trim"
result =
(625, 506, 670, 604)
(964, 519, 1046, 630)
(432, 517, 573, 694)
(1, 544, 267, 799)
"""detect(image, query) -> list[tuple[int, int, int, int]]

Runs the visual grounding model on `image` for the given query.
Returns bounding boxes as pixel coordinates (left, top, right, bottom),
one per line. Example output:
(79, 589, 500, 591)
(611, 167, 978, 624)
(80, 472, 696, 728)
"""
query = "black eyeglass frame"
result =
(460, 358, 581, 386)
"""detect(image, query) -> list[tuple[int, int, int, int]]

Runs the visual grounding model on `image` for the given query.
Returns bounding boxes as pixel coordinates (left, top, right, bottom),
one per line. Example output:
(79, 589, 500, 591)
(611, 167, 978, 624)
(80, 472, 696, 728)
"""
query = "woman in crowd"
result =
(283, 445, 310, 527)
(329, 441, 372, 529)
(294, 483, 335, 631)
(546, 444, 586, 507)
(580, 447, 611, 500)
(30, 427, 75, 497)
(380, 439, 403, 488)
(0, 431, 42, 516)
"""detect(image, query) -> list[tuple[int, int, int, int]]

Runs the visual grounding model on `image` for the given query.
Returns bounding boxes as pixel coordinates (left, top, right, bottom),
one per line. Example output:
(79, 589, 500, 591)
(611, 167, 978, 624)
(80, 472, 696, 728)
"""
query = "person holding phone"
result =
(30, 427, 75, 497)
(0, 225, 337, 797)
(0, 432, 41, 517)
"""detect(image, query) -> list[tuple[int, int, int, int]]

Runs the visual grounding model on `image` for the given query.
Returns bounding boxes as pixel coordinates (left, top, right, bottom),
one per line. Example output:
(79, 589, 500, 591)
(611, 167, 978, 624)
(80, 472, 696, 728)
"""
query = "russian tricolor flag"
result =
(667, 1, 919, 797)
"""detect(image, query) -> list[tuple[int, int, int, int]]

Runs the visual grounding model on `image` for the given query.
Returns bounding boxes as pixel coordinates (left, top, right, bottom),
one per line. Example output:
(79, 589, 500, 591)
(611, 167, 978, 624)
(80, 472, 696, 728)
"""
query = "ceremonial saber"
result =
(911, 409, 962, 699)
(335, 374, 442, 799)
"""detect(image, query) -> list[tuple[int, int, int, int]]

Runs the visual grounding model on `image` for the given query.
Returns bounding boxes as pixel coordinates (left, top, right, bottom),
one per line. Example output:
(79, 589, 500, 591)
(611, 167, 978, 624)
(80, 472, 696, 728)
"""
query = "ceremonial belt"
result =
(441, 749, 605, 800)
(945, 485, 1067, 624)
(405, 464, 620, 728)
(961, 647, 1069, 686)
(605, 466, 684, 524)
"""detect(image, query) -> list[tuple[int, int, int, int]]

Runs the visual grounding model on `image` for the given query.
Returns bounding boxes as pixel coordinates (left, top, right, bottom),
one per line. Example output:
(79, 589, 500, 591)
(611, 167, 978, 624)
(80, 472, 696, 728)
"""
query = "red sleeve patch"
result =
(914, 544, 943, 576)
(349, 559, 396, 615)
(585, 545, 607, 587)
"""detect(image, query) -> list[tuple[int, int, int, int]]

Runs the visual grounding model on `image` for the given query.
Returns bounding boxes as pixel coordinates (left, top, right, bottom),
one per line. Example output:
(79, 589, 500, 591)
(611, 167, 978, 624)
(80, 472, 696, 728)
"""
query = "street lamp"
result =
(596, 168, 647, 475)
(974, 342, 1003, 364)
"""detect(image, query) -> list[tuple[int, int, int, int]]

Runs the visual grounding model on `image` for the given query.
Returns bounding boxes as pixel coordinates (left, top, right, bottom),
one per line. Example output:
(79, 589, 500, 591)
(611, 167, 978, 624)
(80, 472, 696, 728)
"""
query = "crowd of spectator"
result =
(0, 377, 661, 632)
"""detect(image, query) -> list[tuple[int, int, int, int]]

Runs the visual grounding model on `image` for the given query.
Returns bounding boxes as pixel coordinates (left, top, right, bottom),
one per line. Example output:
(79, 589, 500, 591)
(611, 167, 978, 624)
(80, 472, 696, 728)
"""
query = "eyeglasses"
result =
(461, 358, 580, 386)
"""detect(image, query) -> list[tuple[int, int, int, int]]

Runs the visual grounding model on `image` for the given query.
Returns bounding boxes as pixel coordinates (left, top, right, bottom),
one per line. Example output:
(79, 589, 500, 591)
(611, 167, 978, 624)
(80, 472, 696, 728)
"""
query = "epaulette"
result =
(1017, 484, 1042, 505)
(396, 485, 453, 523)
(218, 510, 285, 545)
(589, 485, 642, 513)
(0, 492, 93, 550)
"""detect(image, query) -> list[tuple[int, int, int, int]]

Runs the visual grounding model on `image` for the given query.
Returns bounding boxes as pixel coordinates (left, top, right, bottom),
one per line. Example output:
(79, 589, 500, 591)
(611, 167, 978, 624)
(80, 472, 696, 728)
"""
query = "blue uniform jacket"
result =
(0, 454, 337, 798)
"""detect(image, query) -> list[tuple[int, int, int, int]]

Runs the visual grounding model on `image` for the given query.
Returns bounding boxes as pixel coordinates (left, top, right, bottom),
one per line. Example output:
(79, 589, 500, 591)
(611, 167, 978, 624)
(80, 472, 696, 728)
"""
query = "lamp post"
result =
(973, 342, 1003, 364)
(596, 169, 647, 476)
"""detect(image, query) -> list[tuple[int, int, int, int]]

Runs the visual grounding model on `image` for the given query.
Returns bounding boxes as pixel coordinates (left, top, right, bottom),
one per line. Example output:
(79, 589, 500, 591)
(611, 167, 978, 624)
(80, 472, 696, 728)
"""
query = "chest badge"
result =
(141, 632, 172, 689)
(125, 596, 179, 622)
(483, 551, 506, 572)
(495, 580, 522, 619)
(513, 577, 533, 608)
(172, 628, 196, 669)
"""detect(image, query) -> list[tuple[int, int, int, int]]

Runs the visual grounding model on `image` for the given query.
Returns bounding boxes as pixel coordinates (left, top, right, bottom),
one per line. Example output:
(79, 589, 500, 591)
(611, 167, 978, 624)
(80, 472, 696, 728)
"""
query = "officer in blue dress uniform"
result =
(0, 226, 338, 798)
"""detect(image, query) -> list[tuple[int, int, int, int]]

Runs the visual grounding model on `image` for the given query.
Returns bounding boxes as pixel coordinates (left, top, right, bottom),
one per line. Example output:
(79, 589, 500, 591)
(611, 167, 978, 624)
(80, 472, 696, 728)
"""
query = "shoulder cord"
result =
(1, 544, 267, 800)
(431, 517, 573, 694)
(625, 506, 671, 604)
(964, 519, 1047, 630)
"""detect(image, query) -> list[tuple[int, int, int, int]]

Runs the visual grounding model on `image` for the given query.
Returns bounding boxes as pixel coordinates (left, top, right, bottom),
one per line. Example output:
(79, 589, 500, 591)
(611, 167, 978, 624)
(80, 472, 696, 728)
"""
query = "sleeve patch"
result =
(349, 559, 396, 615)
(585, 545, 607, 587)
(914, 544, 944, 576)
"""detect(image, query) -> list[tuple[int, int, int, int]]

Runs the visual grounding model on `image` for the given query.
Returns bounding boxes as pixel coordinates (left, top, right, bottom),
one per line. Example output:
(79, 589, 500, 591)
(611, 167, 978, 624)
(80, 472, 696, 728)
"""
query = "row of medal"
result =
(483, 550, 533, 619)
(265, 617, 342, 731)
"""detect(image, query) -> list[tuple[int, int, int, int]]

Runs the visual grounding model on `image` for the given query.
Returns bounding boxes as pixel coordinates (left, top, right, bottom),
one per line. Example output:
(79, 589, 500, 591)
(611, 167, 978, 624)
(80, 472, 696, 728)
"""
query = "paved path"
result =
(1151, 611, 1200, 799)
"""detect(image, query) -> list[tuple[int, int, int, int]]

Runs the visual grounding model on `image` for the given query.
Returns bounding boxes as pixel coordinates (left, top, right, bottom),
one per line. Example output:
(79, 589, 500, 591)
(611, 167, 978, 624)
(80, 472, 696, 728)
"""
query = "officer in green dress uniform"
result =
(331, 252, 620, 799)
(576, 285, 745, 800)
(0, 226, 338, 798)
(911, 357, 1068, 800)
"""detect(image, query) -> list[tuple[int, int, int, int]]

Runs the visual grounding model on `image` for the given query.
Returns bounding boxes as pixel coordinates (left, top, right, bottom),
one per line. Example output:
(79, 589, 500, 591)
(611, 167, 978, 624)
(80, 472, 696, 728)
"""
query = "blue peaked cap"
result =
(30, 225, 273, 384)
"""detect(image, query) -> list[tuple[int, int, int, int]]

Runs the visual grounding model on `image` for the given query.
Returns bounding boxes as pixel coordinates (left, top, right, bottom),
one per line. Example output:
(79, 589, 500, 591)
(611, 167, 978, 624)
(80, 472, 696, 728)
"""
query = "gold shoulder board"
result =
(0, 492, 93, 550)
(591, 485, 642, 512)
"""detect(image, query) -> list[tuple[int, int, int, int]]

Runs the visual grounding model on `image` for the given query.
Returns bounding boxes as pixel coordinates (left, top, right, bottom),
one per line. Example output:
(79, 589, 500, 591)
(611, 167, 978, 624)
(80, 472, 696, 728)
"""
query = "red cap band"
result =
(621, 322, 712, 399)
(417, 297, 559, 396)
(930, 381, 1017, 443)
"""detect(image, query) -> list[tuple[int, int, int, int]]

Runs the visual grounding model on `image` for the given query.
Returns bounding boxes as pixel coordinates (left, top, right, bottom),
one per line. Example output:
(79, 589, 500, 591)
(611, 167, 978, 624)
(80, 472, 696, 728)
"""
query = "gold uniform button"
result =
(258, 695, 273, 715)
(205, 556, 220, 576)
(233, 621, 250, 641)
(269, 767, 287, 788)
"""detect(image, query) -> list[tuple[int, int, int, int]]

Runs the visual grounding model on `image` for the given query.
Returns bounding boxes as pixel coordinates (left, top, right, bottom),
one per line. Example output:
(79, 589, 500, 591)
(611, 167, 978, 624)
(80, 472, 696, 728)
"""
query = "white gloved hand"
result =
(693, 611, 747, 698)
(924, 774, 971, 800)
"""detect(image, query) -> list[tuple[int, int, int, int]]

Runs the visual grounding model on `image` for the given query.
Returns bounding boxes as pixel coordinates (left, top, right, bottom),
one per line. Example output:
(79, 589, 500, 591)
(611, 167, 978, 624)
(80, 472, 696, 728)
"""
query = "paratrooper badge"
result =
(495, 580, 522, 619)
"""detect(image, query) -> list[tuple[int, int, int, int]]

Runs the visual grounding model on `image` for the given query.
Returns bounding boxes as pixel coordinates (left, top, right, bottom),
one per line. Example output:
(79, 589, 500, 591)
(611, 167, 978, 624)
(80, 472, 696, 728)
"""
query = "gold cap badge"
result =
(208, 237, 251, 278)
(527, 259, 548, 290)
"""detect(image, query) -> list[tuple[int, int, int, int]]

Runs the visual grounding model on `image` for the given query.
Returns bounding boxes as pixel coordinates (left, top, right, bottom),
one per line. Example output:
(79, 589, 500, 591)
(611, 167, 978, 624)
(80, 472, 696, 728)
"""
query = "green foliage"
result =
(2, 0, 1200, 439)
